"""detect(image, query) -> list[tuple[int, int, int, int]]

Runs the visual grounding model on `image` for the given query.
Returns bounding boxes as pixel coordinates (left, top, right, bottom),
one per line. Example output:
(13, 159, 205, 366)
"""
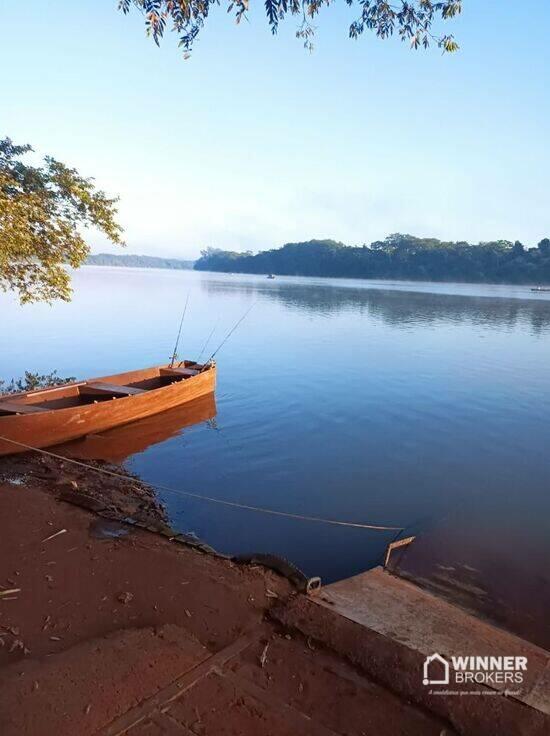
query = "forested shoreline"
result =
(194, 235, 550, 285)
(86, 253, 194, 269)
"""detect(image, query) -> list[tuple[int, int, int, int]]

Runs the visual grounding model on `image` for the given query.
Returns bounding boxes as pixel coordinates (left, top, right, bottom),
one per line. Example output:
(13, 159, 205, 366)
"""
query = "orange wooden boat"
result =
(0, 361, 216, 456)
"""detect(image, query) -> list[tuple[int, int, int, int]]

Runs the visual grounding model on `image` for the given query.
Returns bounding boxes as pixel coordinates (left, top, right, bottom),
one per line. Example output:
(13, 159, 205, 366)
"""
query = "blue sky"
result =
(2, 1, 549, 258)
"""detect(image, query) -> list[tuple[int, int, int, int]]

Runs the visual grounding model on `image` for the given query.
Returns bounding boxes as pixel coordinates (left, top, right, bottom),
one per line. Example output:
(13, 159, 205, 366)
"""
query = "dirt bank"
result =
(0, 451, 167, 529)
(0, 480, 451, 736)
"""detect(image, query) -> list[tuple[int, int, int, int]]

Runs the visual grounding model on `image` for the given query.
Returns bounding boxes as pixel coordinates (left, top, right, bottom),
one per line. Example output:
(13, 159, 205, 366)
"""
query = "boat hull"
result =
(0, 363, 216, 456)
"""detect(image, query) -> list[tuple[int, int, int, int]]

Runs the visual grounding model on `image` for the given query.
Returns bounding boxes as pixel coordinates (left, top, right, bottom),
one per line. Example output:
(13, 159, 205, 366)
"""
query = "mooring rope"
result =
(0, 435, 403, 532)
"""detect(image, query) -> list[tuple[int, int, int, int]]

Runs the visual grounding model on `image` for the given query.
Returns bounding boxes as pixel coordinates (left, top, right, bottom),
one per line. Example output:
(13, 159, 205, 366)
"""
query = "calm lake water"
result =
(2, 267, 550, 638)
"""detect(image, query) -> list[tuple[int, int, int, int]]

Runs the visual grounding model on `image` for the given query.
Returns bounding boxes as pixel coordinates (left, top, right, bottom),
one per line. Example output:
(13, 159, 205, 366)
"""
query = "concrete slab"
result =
(320, 567, 550, 700)
(316, 566, 550, 709)
(273, 567, 550, 736)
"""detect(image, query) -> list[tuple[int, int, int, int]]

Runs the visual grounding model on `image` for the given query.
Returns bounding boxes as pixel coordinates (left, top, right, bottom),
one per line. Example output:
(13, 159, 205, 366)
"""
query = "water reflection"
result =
(56, 394, 217, 463)
(202, 278, 550, 334)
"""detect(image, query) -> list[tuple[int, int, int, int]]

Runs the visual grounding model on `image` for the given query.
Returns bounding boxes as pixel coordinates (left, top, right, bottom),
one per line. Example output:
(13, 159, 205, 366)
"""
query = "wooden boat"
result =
(0, 361, 216, 456)
(531, 287, 550, 292)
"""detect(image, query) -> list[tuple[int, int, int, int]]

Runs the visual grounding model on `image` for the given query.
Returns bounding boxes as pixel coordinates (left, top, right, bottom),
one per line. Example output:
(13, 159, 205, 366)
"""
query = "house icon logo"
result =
(423, 653, 450, 686)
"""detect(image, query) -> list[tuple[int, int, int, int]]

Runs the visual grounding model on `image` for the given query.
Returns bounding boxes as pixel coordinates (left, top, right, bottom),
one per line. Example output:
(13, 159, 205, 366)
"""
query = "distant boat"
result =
(531, 287, 550, 292)
(267, 274, 276, 279)
(0, 362, 216, 456)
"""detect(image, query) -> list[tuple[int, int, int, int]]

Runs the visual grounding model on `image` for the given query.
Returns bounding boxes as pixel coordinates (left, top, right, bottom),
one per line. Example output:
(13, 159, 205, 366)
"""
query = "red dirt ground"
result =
(0, 481, 451, 736)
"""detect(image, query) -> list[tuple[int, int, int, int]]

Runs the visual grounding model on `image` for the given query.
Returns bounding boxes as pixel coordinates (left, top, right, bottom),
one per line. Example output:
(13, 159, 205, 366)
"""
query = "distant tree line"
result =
(194, 235, 550, 285)
(86, 253, 194, 270)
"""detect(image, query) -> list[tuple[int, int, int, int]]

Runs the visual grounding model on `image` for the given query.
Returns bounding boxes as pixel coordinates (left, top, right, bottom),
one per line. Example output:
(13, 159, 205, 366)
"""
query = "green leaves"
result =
(0, 371, 76, 395)
(119, 0, 461, 56)
(440, 35, 459, 52)
(0, 137, 124, 304)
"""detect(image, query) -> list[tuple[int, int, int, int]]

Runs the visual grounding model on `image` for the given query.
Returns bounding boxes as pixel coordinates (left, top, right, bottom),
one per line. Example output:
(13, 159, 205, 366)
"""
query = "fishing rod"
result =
(169, 292, 190, 368)
(196, 320, 219, 365)
(200, 301, 256, 369)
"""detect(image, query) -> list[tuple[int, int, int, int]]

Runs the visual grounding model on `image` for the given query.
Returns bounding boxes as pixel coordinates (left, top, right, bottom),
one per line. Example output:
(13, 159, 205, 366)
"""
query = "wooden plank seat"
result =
(160, 367, 200, 378)
(79, 382, 146, 397)
(0, 401, 49, 415)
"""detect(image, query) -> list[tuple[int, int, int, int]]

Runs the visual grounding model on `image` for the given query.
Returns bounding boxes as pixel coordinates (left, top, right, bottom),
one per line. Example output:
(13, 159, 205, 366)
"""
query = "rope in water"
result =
(0, 435, 404, 532)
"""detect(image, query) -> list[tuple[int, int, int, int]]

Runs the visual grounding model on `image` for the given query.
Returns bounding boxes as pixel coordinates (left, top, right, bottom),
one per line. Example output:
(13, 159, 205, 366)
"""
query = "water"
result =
(2, 268, 550, 607)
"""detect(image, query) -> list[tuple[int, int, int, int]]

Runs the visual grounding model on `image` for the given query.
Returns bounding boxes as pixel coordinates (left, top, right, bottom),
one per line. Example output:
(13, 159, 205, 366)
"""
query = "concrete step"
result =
(273, 567, 550, 736)
(102, 627, 450, 736)
(228, 632, 450, 736)
(0, 626, 208, 736)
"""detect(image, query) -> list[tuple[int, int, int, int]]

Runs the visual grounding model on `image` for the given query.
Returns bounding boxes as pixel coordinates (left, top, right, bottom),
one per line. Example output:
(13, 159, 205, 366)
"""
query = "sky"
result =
(1, 1, 549, 259)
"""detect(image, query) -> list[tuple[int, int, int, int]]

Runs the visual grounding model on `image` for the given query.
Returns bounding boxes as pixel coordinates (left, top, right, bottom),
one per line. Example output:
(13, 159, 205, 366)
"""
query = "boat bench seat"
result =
(160, 367, 200, 378)
(80, 382, 146, 396)
(0, 401, 49, 415)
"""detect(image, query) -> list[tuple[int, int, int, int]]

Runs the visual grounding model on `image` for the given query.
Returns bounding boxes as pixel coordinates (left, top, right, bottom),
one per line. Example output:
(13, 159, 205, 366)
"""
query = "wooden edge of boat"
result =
(0, 361, 216, 456)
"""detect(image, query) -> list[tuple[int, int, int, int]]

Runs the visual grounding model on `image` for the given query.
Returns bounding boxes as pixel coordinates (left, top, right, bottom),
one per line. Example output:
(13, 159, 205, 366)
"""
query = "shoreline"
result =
(0, 452, 168, 533)
(0, 468, 449, 736)
(1, 458, 548, 734)
(83, 262, 550, 291)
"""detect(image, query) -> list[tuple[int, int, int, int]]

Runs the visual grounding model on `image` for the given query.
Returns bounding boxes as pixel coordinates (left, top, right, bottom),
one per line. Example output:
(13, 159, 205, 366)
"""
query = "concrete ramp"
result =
(274, 567, 550, 736)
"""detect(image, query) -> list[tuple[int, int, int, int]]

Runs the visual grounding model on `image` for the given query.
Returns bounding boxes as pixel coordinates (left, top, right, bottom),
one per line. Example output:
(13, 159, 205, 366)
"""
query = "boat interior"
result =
(0, 362, 208, 416)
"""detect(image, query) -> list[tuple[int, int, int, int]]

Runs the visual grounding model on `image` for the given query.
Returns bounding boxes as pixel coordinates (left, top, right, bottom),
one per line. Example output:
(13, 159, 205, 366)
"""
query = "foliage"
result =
(194, 235, 550, 285)
(0, 138, 124, 304)
(118, 0, 461, 56)
(0, 371, 76, 396)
